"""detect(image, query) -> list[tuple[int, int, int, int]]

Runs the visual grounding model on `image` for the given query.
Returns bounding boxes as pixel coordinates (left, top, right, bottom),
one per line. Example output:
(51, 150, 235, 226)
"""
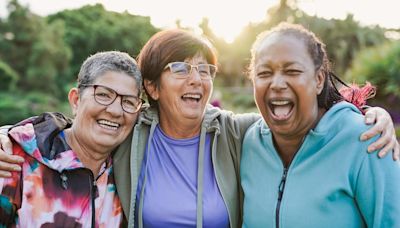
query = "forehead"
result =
(94, 71, 138, 95)
(255, 33, 313, 67)
(184, 52, 207, 63)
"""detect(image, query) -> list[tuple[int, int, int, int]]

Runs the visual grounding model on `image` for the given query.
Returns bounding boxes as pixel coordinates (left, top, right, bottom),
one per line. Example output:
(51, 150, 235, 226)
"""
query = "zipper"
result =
(275, 167, 288, 228)
(88, 171, 97, 228)
(61, 168, 97, 227)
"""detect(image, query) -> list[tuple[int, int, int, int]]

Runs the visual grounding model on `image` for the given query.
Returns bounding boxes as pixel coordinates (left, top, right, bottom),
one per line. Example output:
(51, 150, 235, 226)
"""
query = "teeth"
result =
(98, 120, 120, 128)
(182, 94, 201, 99)
(271, 100, 290, 105)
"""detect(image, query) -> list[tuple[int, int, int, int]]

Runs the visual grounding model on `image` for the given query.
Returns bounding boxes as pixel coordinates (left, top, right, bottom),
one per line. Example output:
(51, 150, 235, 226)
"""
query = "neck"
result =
(273, 135, 304, 167)
(65, 128, 110, 176)
(159, 115, 202, 139)
(273, 108, 326, 167)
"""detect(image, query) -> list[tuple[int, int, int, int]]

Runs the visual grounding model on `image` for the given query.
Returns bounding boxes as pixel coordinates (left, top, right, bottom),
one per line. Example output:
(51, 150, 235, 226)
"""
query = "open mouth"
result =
(268, 99, 294, 121)
(181, 93, 202, 103)
(97, 119, 120, 131)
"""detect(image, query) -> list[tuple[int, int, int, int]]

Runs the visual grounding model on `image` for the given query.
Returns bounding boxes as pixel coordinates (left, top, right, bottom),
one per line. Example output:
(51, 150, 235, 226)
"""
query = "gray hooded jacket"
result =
(112, 105, 260, 228)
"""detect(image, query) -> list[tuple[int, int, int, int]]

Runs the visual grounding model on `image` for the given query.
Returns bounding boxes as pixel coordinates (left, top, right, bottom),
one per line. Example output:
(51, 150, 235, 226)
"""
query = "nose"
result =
(187, 66, 202, 85)
(270, 73, 287, 91)
(106, 96, 124, 116)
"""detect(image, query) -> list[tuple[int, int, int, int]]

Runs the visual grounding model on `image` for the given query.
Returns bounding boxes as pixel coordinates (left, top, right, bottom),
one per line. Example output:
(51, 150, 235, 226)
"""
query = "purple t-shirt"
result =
(135, 125, 229, 227)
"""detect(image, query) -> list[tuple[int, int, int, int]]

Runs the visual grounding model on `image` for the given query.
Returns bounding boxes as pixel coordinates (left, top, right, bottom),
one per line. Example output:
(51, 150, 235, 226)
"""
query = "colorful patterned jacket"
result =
(0, 112, 126, 227)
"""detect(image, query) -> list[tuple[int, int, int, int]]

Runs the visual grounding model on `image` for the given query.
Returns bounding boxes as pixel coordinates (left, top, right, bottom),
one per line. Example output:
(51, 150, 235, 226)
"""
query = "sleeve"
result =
(0, 144, 24, 226)
(355, 150, 400, 227)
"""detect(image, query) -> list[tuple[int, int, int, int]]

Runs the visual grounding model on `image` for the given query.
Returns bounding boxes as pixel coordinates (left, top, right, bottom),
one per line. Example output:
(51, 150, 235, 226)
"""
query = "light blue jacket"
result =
(241, 102, 400, 228)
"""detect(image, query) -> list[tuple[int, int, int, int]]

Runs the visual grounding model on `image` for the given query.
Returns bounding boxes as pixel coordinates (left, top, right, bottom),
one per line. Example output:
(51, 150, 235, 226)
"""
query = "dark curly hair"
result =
(250, 22, 345, 110)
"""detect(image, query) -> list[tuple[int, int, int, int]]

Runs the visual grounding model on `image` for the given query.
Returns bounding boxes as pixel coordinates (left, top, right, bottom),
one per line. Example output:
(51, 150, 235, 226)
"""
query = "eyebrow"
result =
(283, 62, 303, 68)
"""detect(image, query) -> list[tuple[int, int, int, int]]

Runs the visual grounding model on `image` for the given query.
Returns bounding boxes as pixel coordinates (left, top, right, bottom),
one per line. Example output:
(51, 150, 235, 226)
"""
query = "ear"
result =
(316, 70, 325, 95)
(144, 79, 159, 101)
(68, 88, 80, 117)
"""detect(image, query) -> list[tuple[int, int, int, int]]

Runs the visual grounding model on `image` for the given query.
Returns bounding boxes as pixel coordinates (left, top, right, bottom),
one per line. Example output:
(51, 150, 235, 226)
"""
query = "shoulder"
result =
(316, 102, 372, 140)
(205, 105, 261, 130)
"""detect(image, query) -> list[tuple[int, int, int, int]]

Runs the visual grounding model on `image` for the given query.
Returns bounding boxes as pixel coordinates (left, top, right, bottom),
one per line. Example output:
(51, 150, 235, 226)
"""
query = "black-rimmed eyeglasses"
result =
(80, 84, 143, 114)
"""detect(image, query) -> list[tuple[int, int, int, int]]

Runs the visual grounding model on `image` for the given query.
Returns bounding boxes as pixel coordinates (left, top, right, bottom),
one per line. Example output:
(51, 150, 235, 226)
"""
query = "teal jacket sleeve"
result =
(355, 150, 400, 227)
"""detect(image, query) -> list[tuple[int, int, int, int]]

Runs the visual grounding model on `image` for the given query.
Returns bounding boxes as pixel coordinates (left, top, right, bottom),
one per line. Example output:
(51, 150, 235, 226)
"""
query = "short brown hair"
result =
(137, 29, 217, 107)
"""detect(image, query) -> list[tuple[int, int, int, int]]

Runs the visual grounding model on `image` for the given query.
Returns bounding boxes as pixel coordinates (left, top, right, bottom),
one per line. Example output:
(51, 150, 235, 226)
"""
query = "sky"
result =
(1, 0, 399, 43)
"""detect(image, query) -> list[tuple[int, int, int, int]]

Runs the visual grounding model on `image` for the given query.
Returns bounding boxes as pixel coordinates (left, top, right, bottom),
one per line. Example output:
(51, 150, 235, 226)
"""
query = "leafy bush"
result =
(345, 41, 400, 102)
(0, 60, 19, 91)
(0, 92, 71, 125)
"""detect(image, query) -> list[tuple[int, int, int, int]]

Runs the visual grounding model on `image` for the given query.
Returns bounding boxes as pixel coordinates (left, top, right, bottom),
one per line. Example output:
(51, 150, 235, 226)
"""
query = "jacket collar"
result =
(138, 104, 222, 133)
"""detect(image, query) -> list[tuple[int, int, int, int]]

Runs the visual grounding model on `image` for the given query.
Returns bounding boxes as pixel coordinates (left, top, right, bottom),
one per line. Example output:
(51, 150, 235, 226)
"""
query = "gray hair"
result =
(77, 51, 142, 95)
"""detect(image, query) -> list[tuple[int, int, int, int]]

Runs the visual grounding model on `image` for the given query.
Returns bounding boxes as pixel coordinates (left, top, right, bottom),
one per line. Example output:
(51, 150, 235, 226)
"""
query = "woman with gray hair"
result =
(0, 51, 143, 227)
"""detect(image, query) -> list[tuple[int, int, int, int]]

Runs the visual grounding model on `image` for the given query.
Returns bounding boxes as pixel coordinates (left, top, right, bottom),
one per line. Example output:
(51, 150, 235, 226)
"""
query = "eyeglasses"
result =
(164, 62, 217, 80)
(80, 84, 143, 114)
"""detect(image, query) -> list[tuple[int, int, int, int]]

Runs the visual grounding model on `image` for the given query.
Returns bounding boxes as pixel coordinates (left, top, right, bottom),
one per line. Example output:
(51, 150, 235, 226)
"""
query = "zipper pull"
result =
(278, 168, 288, 200)
(92, 180, 98, 198)
(60, 172, 68, 190)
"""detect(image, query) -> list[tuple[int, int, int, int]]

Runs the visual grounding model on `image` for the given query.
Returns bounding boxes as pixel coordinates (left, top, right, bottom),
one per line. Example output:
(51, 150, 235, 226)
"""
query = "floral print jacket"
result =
(0, 112, 126, 227)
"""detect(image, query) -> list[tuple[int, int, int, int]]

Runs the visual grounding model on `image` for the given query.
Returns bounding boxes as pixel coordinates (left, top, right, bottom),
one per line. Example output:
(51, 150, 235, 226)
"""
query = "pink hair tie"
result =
(339, 82, 376, 114)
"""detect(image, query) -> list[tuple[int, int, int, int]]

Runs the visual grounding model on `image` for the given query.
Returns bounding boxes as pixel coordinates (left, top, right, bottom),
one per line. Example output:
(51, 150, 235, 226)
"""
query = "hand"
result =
(0, 132, 24, 177)
(360, 107, 400, 160)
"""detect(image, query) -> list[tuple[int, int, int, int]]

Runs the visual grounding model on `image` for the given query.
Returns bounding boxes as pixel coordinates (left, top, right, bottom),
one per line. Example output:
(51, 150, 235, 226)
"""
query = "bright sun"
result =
(2, 0, 398, 43)
(128, 0, 277, 43)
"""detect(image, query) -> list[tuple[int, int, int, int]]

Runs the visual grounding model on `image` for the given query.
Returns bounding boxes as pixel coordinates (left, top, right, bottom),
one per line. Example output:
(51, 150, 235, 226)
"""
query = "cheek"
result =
(253, 80, 267, 99)
(253, 81, 269, 112)
(203, 81, 213, 100)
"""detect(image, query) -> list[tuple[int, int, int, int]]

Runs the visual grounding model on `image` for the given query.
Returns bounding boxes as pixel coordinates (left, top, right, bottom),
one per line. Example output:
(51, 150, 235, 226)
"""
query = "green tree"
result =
(47, 4, 159, 81)
(0, 60, 19, 91)
(205, 0, 388, 86)
(345, 41, 400, 108)
(0, 0, 72, 97)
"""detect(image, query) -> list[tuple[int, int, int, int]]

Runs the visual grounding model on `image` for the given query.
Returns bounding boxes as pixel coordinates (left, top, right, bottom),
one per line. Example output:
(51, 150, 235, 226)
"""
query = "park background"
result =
(0, 0, 399, 139)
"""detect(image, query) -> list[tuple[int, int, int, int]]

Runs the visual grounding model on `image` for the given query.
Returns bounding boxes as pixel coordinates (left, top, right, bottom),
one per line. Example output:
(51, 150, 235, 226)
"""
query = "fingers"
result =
(0, 158, 21, 172)
(364, 110, 377, 125)
(0, 170, 12, 178)
(0, 153, 23, 177)
(0, 134, 13, 155)
(393, 140, 400, 161)
(0, 134, 24, 176)
(0, 150, 24, 164)
(366, 130, 390, 153)
(376, 139, 394, 158)
(360, 123, 384, 141)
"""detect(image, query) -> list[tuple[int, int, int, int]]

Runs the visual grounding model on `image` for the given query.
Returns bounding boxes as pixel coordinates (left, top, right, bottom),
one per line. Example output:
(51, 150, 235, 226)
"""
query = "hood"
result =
(8, 112, 83, 172)
(138, 104, 223, 133)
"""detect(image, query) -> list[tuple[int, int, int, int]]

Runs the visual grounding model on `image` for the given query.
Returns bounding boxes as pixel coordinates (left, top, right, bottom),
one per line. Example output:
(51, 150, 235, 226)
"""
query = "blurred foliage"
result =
(0, 0, 399, 125)
(345, 41, 400, 122)
(345, 41, 400, 99)
(0, 0, 158, 125)
(47, 4, 159, 83)
(209, 0, 388, 85)
(0, 60, 19, 91)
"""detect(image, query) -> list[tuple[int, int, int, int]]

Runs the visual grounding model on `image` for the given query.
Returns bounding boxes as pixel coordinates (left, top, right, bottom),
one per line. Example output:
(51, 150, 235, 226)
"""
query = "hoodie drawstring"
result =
(196, 126, 206, 228)
(138, 120, 158, 228)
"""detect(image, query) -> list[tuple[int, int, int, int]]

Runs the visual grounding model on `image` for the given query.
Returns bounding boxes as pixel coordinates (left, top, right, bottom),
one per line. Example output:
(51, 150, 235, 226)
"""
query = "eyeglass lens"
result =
(94, 85, 141, 113)
(169, 62, 216, 78)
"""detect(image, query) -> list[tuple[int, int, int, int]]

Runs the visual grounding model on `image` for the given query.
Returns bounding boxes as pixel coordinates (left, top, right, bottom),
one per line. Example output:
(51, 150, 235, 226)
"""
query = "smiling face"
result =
(145, 53, 213, 135)
(69, 71, 139, 152)
(252, 33, 325, 140)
